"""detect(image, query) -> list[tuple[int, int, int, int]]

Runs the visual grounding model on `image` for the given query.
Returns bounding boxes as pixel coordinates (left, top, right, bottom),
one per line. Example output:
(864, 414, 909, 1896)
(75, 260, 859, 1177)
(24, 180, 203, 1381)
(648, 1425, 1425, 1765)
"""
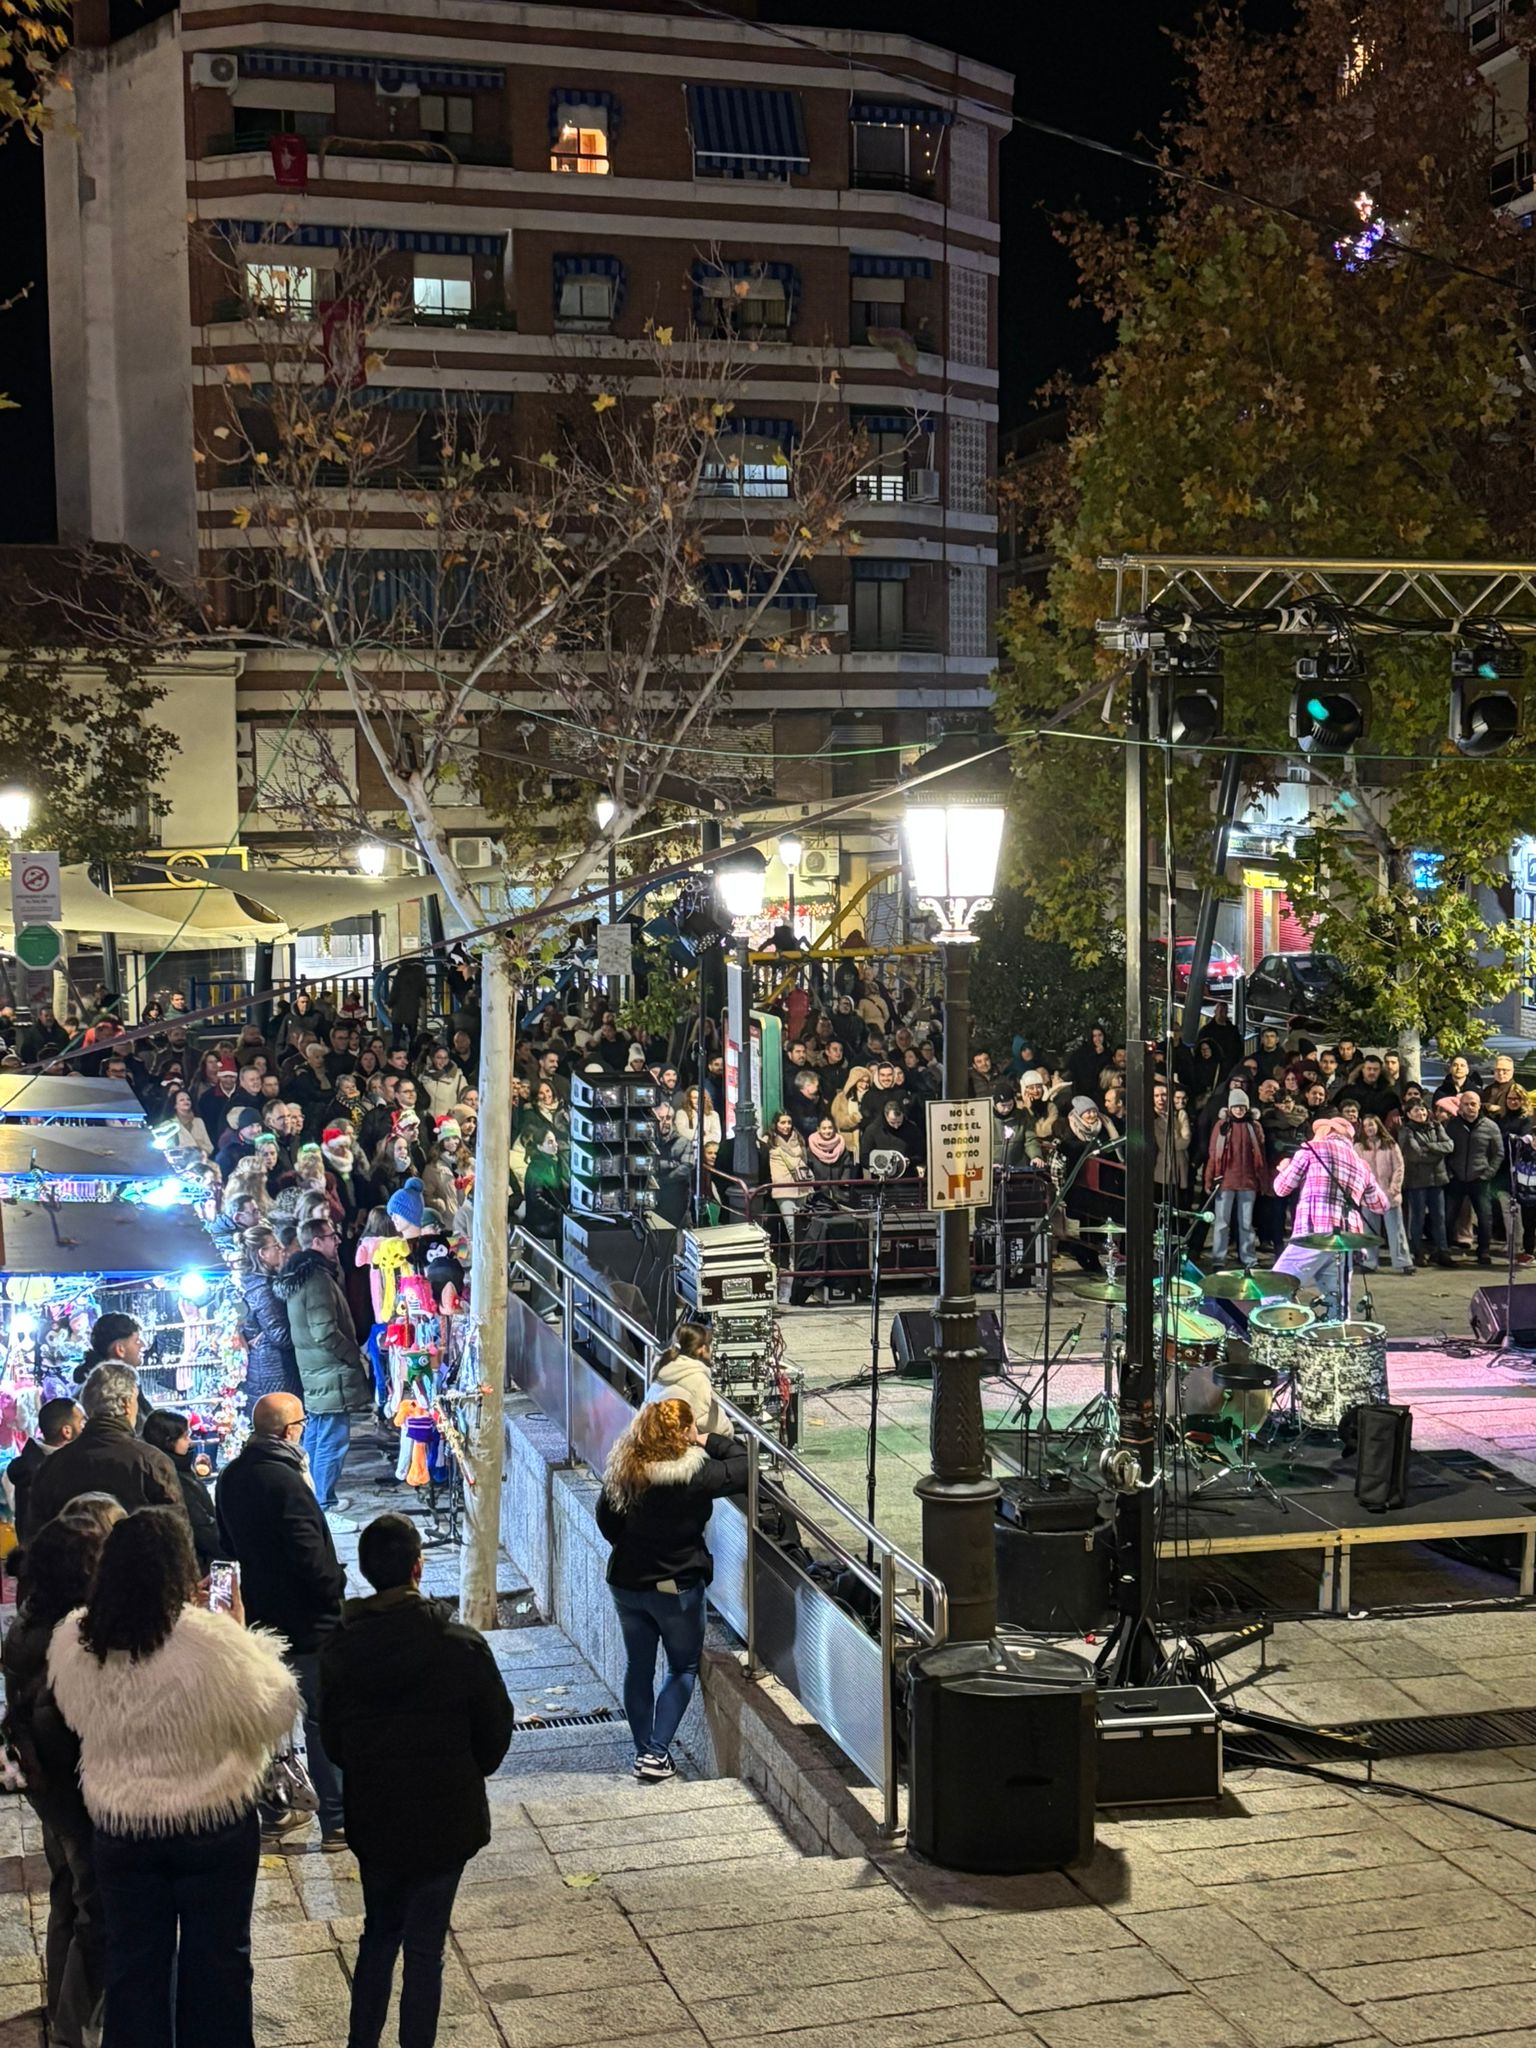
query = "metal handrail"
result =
(507, 1224, 947, 1828)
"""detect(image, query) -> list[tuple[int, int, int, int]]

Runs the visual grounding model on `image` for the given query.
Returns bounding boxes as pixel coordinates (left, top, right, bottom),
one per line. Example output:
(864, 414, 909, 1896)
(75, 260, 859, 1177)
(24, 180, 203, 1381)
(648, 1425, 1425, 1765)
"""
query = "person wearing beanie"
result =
(1204, 1093, 1269, 1268)
(386, 1184, 426, 1234)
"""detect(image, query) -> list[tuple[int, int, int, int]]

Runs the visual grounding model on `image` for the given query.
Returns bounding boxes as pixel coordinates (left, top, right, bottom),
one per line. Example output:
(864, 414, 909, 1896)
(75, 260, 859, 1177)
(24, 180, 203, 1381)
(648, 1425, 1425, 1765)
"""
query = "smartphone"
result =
(208, 1560, 238, 1614)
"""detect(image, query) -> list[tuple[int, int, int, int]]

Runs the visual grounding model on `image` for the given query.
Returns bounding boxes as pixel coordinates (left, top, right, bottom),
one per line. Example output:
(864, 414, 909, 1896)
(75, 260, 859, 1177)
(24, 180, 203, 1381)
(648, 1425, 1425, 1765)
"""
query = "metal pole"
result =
(90, 862, 121, 1003)
(1179, 750, 1243, 1046)
(879, 1546, 897, 1835)
(745, 1446, 760, 1679)
(914, 938, 1001, 1642)
(732, 932, 759, 1186)
(1100, 660, 1160, 1686)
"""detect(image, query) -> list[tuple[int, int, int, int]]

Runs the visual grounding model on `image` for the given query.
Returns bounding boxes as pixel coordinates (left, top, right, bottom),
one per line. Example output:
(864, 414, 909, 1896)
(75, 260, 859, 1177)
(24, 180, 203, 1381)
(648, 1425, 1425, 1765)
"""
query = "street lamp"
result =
(716, 842, 768, 1185)
(778, 832, 803, 932)
(594, 795, 618, 932)
(0, 787, 33, 841)
(901, 737, 1009, 1643)
(355, 841, 387, 878)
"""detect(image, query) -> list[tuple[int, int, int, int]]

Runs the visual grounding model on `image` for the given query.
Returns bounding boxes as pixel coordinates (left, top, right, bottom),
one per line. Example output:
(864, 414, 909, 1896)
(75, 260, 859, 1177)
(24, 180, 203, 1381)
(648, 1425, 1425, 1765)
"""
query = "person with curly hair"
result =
(596, 1397, 748, 1782)
(48, 1507, 299, 2047)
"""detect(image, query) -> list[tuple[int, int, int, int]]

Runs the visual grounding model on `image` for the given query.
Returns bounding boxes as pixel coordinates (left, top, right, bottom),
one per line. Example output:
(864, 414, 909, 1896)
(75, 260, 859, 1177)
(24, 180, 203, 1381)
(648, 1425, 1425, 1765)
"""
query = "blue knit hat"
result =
(387, 1185, 425, 1228)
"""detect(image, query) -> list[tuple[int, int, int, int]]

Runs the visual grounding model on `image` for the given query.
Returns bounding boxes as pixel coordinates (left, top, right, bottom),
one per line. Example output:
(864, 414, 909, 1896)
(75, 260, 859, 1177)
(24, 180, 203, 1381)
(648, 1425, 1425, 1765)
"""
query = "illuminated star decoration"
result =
(1335, 191, 1389, 272)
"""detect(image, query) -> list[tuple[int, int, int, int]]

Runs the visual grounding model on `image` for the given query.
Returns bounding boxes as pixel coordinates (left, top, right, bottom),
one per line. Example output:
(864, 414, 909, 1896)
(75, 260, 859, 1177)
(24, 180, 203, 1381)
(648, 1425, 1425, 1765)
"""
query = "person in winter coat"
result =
(1151, 1080, 1191, 1209)
(830, 1067, 872, 1139)
(7, 1397, 84, 1550)
(767, 1113, 812, 1239)
(238, 1223, 304, 1414)
(1352, 1116, 1412, 1274)
(49, 1507, 299, 2048)
(271, 1217, 372, 1518)
(1398, 1096, 1456, 1265)
(645, 1326, 728, 1436)
(806, 1116, 856, 1184)
(1065, 1028, 1110, 1101)
(1446, 1091, 1504, 1265)
(416, 1045, 467, 1120)
(1204, 1093, 1269, 1269)
(28, 1364, 187, 1531)
(3, 1508, 121, 2048)
(216, 1393, 348, 1851)
(596, 1398, 749, 1781)
(142, 1410, 221, 1572)
(321, 1513, 513, 2048)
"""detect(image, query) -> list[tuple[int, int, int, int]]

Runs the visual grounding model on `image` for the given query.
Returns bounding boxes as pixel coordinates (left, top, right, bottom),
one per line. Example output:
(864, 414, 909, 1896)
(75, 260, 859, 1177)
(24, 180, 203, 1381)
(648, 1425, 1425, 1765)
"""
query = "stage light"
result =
(1450, 635, 1523, 757)
(178, 1270, 211, 1303)
(1151, 636, 1224, 747)
(1290, 644, 1371, 755)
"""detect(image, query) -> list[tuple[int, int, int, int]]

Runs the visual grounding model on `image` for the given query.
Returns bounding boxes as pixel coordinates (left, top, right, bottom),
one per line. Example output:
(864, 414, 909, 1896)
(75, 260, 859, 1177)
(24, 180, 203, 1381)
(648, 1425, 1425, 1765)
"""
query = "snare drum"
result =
(1294, 1320, 1388, 1429)
(1158, 1310, 1227, 1417)
(1247, 1301, 1315, 1379)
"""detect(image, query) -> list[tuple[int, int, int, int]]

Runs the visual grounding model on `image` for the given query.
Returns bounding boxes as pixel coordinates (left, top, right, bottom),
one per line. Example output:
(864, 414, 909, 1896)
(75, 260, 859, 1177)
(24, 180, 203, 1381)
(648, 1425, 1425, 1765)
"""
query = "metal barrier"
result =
(505, 1226, 948, 1831)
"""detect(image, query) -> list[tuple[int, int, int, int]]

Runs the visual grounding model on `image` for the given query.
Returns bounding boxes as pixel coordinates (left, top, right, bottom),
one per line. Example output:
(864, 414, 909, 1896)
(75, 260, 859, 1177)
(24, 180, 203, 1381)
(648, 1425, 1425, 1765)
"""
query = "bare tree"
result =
(175, 234, 895, 1621)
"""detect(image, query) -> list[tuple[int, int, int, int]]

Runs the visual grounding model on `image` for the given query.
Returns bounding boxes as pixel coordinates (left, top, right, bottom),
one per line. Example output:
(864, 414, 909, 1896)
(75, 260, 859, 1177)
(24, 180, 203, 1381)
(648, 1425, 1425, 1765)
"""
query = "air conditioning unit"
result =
(377, 78, 422, 98)
(1469, 2, 1502, 48)
(813, 605, 849, 633)
(906, 468, 940, 504)
(800, 848, 837, 880)
(191, 52, 239, 88)
(450, 835, 496, 867)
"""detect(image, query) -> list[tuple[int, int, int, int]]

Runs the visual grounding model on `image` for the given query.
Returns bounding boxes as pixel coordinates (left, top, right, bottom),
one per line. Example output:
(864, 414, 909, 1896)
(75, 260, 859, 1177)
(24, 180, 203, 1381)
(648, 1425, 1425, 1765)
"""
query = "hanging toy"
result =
(370, 1238, 414, 1323)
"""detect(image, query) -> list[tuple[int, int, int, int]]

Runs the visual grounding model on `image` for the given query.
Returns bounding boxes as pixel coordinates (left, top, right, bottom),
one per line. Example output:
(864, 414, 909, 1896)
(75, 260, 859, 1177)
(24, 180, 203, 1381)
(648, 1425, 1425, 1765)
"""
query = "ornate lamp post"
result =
(778, 831, 803, 932)
(903, 741, 1008, 1642)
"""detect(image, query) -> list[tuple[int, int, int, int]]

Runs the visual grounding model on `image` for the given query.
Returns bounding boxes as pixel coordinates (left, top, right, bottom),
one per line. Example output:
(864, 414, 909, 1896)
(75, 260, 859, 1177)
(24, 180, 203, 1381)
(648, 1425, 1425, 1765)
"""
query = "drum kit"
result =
(1059, 1226, 1391, 1504)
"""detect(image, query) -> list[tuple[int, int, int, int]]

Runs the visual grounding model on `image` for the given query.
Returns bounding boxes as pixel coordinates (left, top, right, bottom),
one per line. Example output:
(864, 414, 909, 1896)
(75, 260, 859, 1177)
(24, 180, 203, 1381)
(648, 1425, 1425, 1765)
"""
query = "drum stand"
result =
(1189, 1367, 1289, 1512)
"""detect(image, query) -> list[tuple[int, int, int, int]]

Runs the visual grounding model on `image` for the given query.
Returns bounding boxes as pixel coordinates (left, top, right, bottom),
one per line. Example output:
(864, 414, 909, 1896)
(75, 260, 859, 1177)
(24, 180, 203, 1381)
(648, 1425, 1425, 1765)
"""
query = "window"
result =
(852, 429, 910, 502)
(413, 254, 472, 321)
(702, 275, 788, 340)
(851, 276, 905, 346)
(419, 92, 474, 138)
(700, 429, 791, 497)
(244, 261, 315, 313)
(551, 104, 610, 174)
(849, 114, 942, 193)
(557, 275, 615, 326)
(852, 578, 904, 651)
(232, 104, 330, 143)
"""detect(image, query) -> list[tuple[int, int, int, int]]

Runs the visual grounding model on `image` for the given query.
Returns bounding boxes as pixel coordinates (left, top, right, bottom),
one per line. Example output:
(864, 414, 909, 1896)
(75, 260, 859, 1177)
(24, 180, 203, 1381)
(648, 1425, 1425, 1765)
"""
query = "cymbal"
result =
(1202, 1270, 1299, 1303)
(1296, 1230, 1378, 1251)
(1080, 1222, 1127, 1237)
(1071, 1278, 1127, 1303)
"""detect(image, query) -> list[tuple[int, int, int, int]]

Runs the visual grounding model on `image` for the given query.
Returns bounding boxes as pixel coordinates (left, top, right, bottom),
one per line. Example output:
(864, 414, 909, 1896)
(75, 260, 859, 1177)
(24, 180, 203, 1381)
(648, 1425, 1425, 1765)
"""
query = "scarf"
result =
(808, 1128, 846, 1166)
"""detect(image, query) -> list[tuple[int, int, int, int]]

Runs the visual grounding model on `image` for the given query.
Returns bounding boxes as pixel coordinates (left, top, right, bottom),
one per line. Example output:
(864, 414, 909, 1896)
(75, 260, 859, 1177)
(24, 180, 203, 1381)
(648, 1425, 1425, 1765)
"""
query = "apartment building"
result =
(42, 0, 1011, 861)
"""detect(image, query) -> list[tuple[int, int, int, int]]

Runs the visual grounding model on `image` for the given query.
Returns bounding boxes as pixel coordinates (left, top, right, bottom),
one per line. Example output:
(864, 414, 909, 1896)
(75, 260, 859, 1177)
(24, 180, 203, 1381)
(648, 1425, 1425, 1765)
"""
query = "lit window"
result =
(851, 429, 913, 502)
(557, 275, 615, 325)
(850, 119, 939, 192)
(701, 433, 790, 497)
(414, 275, 473, 317)
(419, 93, 474, 137)
(244, 261, 315, 313)
(551, 105, 610, 174)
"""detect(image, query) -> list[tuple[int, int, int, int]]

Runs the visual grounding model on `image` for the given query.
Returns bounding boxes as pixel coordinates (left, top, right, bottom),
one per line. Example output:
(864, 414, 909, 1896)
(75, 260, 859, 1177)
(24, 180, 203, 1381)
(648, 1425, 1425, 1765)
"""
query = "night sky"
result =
(0, 0, 1288, 545)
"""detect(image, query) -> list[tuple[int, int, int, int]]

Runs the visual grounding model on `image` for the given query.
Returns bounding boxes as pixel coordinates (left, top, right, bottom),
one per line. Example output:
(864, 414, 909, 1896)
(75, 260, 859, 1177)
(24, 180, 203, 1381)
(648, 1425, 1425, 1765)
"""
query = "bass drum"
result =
(1295, 1321, 1389, 1430)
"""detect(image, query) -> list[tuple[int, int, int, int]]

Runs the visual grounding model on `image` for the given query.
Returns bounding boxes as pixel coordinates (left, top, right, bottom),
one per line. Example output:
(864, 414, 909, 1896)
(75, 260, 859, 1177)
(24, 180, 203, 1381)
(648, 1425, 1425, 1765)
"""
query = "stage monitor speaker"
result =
(907, 1640, 1096, 1873)
(1470, 1282, 1536, 1350)
(1354, 1401, 1412, 1512)
(892, 1309, 1003, 1376)
(995, 1519, 1111, 1634)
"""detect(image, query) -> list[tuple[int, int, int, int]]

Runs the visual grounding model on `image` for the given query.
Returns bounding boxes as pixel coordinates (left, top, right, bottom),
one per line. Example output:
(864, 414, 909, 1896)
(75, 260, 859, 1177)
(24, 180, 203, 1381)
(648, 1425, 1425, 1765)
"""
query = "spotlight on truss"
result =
(1150, 636, 1224, 747)
(1450, 633, 1523, 758)
(1290, 641, 1370, 755)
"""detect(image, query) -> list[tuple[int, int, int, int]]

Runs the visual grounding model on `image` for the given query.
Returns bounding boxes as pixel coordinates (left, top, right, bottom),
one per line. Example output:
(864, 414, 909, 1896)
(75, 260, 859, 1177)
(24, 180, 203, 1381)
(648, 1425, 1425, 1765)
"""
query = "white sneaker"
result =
(325, 1511, 358, 1533)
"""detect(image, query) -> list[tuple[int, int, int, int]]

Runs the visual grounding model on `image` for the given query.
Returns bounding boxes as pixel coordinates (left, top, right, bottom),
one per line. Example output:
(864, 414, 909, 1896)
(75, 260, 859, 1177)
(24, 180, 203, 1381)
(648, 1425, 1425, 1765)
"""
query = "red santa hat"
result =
(320, 1123, 354, 1166)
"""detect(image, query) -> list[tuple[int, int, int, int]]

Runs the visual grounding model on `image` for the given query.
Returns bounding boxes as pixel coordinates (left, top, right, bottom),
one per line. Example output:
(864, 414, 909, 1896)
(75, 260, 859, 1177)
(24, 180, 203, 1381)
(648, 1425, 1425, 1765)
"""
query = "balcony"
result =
(1491, 144, 1535, 207)
(850, 628, 943, 656)
(849, 168, 937, 199)
(849, 322, 938, 353)
(214, 459, 457, 488)
(203, 132, 513, 169)
(851, 471, 940, 505)
(409, 305, 518, 332)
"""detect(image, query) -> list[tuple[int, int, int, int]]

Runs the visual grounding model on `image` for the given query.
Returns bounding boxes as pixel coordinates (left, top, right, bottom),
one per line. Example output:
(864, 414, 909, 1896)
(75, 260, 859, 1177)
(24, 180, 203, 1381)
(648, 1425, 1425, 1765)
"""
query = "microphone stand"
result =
(863, 1151, 906, 1566)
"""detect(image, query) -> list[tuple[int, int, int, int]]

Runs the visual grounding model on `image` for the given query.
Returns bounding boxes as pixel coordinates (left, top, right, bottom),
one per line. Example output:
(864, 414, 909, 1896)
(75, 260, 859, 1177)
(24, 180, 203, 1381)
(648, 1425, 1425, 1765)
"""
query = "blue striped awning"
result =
(239, 49, 503, 89)
(685, 85, 808, 179)
(853, 410, 935, 434)
(691, 259, 800, 329)
(552, 252, 627, 317)
(853, 558, 912, 581)
(849, 98, 954, 127)
(219, 221, 505, 256)
(719, 416, 796, 444)
(703, 563, 818, 608)
(375, 387, 515, 414)
(850, 253, 933, 279)
(548, 88, 622, 141)
(287, 548, 478, 627)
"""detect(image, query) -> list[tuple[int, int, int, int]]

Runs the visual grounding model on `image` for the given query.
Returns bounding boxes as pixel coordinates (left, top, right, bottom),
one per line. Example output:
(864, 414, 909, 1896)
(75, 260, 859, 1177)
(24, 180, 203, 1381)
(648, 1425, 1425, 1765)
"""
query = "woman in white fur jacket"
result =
(49, 1506, 299, 2048)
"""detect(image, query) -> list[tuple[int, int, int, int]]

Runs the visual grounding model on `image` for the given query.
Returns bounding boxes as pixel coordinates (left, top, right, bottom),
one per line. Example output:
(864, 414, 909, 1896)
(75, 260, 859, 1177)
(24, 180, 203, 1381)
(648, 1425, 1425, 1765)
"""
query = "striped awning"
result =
(685, 84, 808, 179)
(852, 558, 912, 581)
(552, 252, 627, 317)
(719, 416, 796, 444)
(288, 547, 478, 625)
(548, 88, 622, 140)
(703, 563, 818, 608)
(691, 259, 800, 328)
(850, 253, 933, 279)
(239, 49, 504, 89)
(853, 410, 935, 434)
(219, 221, 505, 256)
(849, 98, 954, 127)
(374, 387, 515, 415)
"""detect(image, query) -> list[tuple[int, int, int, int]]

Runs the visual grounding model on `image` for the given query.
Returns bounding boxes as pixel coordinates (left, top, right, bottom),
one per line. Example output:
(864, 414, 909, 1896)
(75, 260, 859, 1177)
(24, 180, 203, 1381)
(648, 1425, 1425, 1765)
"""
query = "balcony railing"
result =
(849, 168, 937, 198)
(213, 459, 456, 489)
(851, 628, 943, 655)
(408, 305, 518, 331)
(203, 131, 513, 168)
(850, 322, 938, 353)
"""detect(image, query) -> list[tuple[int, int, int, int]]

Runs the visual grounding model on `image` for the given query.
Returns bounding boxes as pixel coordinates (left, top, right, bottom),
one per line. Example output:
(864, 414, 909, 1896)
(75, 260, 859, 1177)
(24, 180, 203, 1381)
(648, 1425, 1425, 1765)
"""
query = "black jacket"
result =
(27, 1414, 185, 1529)
(319, 1587, 513, 1874)
(9, 1438, 49, 1549)
(1, 1606, 87, 1841)
(169, 1447, 221, 1572)
(1400, 1119, 1454, 1190)
(239, 1269, 303, 1405)
(596, 1432, 749, 1591)
(215, 1435, 346, 1654)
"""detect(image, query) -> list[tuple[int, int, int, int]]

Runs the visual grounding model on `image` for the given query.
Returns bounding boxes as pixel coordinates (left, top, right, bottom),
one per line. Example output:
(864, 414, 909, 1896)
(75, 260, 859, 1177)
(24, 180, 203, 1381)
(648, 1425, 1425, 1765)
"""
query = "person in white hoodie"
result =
(49, 1506, 299, 2048)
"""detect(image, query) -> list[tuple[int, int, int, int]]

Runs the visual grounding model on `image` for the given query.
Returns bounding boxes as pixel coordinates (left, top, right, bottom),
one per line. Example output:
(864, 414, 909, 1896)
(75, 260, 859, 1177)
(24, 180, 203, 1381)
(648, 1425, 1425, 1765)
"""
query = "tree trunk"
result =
(459, 941, 514, 1629)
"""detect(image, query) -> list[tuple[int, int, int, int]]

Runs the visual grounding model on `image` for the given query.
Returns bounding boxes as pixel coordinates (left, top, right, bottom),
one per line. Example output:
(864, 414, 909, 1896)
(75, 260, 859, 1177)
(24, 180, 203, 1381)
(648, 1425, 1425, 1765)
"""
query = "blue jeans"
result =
(258, 1650, 344, 1838)
(94, 1808, 259, 2047)
(1404, 1184, 1447, 1253)
(1211, 1188, 1257, 1267)
(347, 1860, 464, 2048)
(1360, 1205, 1411, 1272)
(611, 1582, 708, 1757)
(303, 1412, 351, 1508)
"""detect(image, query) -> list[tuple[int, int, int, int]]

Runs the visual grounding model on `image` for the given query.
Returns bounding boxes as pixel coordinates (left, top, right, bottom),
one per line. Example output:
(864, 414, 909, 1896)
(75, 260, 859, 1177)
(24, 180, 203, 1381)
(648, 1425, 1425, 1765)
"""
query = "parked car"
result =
(1244, 951, 1352, 1027)
(1149, 937, 1242, 996)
